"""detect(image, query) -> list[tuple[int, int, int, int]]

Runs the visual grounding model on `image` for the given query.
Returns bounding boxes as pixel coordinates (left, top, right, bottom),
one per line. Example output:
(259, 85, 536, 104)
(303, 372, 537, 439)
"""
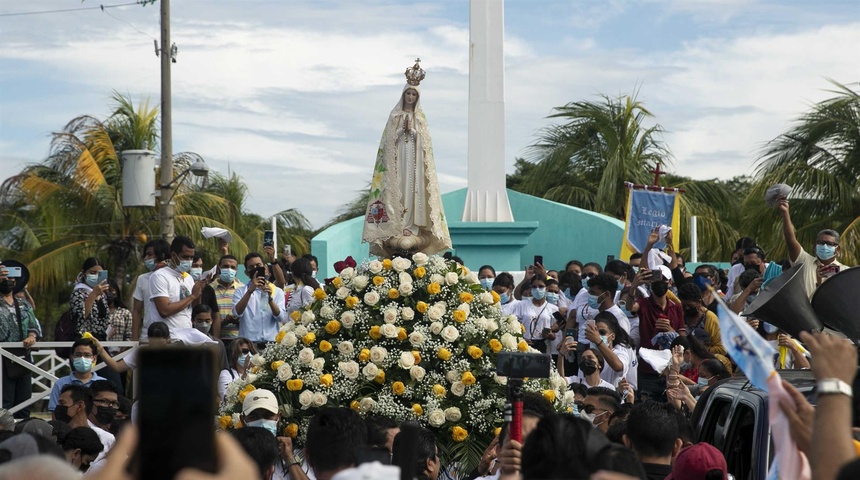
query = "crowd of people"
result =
(0, 197, 857, 479)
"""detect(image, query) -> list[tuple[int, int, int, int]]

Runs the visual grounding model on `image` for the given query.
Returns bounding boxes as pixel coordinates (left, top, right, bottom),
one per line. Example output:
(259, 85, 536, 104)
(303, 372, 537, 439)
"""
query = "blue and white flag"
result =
(714, 295, 776, 391)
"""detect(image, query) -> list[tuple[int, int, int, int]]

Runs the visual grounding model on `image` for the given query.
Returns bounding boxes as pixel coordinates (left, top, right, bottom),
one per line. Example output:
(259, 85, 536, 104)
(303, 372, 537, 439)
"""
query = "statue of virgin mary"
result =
(362, 59, 451, 257)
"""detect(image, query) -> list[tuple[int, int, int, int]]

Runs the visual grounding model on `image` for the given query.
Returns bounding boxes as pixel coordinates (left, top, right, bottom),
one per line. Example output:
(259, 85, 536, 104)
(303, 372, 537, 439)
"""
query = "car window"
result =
(725, 401, 756, 480)
(698, 395, 732, 449)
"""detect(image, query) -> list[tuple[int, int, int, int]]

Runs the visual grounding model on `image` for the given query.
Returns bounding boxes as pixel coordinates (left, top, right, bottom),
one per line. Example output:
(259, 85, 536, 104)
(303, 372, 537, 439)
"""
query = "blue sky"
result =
(1, 0, 858, 228)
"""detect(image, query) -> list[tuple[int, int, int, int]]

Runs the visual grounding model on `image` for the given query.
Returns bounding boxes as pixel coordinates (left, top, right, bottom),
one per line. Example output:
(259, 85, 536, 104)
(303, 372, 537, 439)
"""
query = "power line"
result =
(0, 1, 150, 18)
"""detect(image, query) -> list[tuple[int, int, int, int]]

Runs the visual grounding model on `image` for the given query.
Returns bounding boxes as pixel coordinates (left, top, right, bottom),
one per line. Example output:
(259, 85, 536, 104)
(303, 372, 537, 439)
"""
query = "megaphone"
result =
(812, 266, 860, 342)
(742, 262, 824, 338)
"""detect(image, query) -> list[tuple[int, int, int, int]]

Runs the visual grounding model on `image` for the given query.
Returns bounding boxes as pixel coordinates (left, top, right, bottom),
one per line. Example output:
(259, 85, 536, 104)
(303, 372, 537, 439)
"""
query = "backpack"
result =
(54, 310, 76, 358)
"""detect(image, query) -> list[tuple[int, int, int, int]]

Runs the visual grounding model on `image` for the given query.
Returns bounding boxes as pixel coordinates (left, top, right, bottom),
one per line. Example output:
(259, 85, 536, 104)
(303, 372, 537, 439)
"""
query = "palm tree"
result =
(742, 80, 860, 265)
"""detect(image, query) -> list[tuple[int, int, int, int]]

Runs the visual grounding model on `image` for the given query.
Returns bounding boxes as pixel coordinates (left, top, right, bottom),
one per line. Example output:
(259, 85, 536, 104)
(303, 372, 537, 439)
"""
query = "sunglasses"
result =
(583, 273, 596, 279)
(816, 240, 839, 247)
(580, 404, 605, 415)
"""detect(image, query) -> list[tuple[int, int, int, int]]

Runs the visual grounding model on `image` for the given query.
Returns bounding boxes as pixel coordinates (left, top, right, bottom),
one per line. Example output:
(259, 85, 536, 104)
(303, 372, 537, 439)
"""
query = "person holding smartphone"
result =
(70, 258, 111, 340)
(0, 261, 40, 418)
(233, 253, 287, 351)
(511, 276, 558, 353)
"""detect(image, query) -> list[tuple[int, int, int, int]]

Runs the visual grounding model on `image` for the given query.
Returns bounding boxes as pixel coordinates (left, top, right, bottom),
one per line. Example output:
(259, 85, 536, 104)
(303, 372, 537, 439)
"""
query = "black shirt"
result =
(642, 462, 673, 480)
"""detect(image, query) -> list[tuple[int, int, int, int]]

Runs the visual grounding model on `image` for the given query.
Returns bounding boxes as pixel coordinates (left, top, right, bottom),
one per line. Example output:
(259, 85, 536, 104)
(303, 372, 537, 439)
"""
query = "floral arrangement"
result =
(220, 254, 572, 477)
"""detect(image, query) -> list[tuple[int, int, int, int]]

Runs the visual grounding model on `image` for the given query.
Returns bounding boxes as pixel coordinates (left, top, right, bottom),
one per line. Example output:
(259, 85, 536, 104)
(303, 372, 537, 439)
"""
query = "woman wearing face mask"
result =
(478, 265, 496, 291)
(218, 337, 257, 403)
(556, 347, 614, 389)
(70, 258, 111, 340)
(492, 273, 520, 316)
(544, 278, 566, 362)
(695, 359, 731, 394)
(286, 257, 321, 319)
(588, 312, 637, 391)
(512, 277, 558, 354)
(105, 280, 132, 344)
(760, 325, 810, 370)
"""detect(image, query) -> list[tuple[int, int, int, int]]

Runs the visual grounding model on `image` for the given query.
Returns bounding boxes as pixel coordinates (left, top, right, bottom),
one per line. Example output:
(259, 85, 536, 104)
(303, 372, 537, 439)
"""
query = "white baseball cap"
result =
(655, 265, 673, 283)
(242, 389, 278, 415)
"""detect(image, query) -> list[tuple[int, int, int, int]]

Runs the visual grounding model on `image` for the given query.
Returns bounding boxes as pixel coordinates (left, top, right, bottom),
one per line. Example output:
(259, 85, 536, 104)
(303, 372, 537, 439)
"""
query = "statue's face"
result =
(404, 89, 418, 105)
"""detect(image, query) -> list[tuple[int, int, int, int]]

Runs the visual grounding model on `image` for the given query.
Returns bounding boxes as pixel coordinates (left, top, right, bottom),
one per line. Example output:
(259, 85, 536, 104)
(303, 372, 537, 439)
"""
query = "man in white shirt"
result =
(150, 236, 207, 331)
(132, 239, 170, 340)
(573, 274, 630, 348)
(233, 253, 287, 350)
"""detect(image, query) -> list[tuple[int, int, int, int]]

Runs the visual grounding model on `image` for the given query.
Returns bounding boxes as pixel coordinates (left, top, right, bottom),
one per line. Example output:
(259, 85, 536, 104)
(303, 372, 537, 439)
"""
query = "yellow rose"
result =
(286, 379, 304, 391)
(437, 348, 451, 361)
(453, 310, 467, 323)
(290, 310, 302, 322)
(81, 332, 95, 341)
(467, 346, 483, 359)
(543, 389, 556, 403)
(388, 288, 400, 299)
(284, 423, 299, 438)
(416, 301, 429, 313)
(374, 370, 386, 383)
(345, 296, 360, 309)
(461, 371, 476, 385)
(517, 340, 529, 352)
(302, 332, 316, 345)
(397, 328, 407, 341)
(271, 360, 285, 371)
(459, 292, 474, 303)
(414, 266, 426, 278)
(392, 381, 405, 395)
(432, 384, 446, 397)
(452, 426, 468, 442)
(493, 427, 502, 437)
(218, 415, 232, 430)
(238, 384, 256, 402)
(382, 259, 392, 270)
(427, 282, 441, 295)
(412, 351, 422, 364)
(520, 324, 526, 333)
(313, 288, 327, 300)
(350, 400, 360, 411)
(412, 404, 424, 416)
(325, 320, 341, 335)
(369, 326, 382, 340)
(332, 276, 343, 288)
(319, 340, 332, 353)
(359, 349, 371, 362)
(275, 331, 286, 344)
(490, 290, 501, 303)
(488, 339, 502, 353)
(320, 374, 333, 387)
(373, 276, 385, 286)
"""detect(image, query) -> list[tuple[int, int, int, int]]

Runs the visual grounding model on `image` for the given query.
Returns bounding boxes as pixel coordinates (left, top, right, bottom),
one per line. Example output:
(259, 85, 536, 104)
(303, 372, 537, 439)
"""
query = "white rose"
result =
(359, 397, 376, 413)
(474, 317, 488, 330)
(380, 323, 398, 338)
(487, 320, 499, 332)
(428, 409, 446, 427)
(364, 291, 380, 306)
(479, 292, 494, 304)
(231, 413, 241, 428)
(320, 305, 335, 319)
(301, 311, 315, 325)
(295, 325, 308, 338)
(398, 282, 413, 296)
(245, 373, 258, 383)
(494, 374, 508, 385)
(336, 287, 351, 299)
(506, 315, 520, 329)
(409, 365, 426, 381)
(430, 274, 445, 285)
(338, 341, 355, 356)
(279, 403, 293, 418)
(298, 390, 314, 409)
(446, 370, 460, 383)
(312, 358, 325, 372)
(444, 406, 462, 422)
(282, 332, 298, 347)
(392, 257, 412, 272)
(362, 363, 379, 380)
(369, 346, 388, 364)
(440, 325, 460, 342)
(457, 303, 470, 315)
(431, 256, 447, 269)
(398, 351, 415, 369)
(427, 306, 444, 321)
(465, 271, 479, 284)
(251, 354, 266, 367)
(352, 275, 369, 291)
(450, 382, 466, 397)
(277, 363, 293, 381)
(429, 322, 443, 335)
(408, 331, 426, 346)
(282, 321, 295, 333)
(313, 392, 327, 407)
(401, 307, 415, 321)
(340, 267, 355, 279)
(298, 347, 315, 365)
(501, 333, 517, 350)
(552, 374, 568, 390)
(445, 272, 459, 285)
(368, 260, 383, 274)
(412, 252, 429, 266)
(339, 361, 360, 380)
(434, 302, 447, 312)
(383, 309, 399, 324)
(398, 272, 412, 285)
(563, 391, 576, 405)
(341, 311, 356, 328)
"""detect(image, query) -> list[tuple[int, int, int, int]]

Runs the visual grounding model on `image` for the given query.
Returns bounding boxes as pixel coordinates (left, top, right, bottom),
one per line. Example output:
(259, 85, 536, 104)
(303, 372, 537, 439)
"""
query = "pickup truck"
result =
(690, 370, 817, 480)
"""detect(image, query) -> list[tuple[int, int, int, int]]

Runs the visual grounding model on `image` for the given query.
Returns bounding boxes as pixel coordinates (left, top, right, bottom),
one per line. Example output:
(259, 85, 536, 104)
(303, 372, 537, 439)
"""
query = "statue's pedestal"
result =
(447, 221, 539, 271)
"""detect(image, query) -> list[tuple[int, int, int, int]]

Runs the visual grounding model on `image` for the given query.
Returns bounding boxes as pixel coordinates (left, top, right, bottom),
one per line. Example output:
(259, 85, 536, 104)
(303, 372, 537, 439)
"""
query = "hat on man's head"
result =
(666, 442, 727, 480)
(242, 389, 278, 415)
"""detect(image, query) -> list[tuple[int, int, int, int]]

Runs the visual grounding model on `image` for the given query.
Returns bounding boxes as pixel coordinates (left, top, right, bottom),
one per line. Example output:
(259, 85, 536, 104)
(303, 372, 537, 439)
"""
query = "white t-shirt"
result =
(134, 272, 159, 339)
(512, 300, 558, 341)
(86, 420, 116, 473)
(218, 368, 240, 403)
(600, 344, 638, 390)
(725, 263, 745, 298)
(565, 373, 615, 390)
(149, 267, 195, 331)
(768, 339, 811, 370)
(286, 285, 315, 318)
(573, 304, 630, 345)
(501, 298, 521, 317)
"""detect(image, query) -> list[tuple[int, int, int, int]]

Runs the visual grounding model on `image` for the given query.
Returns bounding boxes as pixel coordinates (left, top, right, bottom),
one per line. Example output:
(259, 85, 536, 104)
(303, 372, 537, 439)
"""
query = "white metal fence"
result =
(0, 341, 138, 415)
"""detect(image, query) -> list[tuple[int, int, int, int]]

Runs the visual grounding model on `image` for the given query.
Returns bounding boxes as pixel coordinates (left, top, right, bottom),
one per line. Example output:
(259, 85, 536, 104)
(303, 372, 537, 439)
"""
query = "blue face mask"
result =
(581, 278, 590, 289)
(176, 259, 193, 273)
(545, 292, 559, 305)
(571, 403, 580, 417)
(815, 244, 837, 261)
(480, 278, 495, 290)
(73, 357, 93, 373)
(190, 268, 203, 280)
(499, 292, 510, 304)
(531, 288, 546, 300)
(247, 419, 278, 437)
(587, 293, 602, 309)
(763, 322, 779, 334)
(600, 335, 609, 346)
(144, 258, 156, 271)
(617, 280, 625, 291)
(698, 376, 710, 387)
(85, 274, 100, 288)
(220, 268, 236, 283)
(563, 287, 575, 300)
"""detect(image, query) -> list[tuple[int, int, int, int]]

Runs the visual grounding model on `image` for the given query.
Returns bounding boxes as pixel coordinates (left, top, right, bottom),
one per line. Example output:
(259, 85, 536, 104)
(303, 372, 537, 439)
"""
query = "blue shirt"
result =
(232, 283, 287, 343)
(49, 371, 105, 411)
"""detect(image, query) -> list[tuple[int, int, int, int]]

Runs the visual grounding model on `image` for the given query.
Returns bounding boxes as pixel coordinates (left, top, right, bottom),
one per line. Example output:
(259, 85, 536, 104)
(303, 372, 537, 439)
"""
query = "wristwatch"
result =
(817, 378, 853, 398)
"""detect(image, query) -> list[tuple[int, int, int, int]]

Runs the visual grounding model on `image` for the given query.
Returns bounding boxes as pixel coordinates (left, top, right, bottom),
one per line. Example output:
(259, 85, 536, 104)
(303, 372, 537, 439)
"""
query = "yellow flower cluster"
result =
(382, 259, 392, 270)
(489, 339, 502, 353)
(412, 404, 423, 416)
(427, 282, 441, 295)
(453, 310, 467, 323)
(319, 340, 332, 352)
(332, 276, 343, 288)
(518, 340, 529, 352)
(467, 346, 483, 359)
(359, 349, 370, 362)
(461, 371, 476, 385)
(459, 292, 474, 303)
(542, 390, 556, 403)
(452, 426, 468, 442)
(313, 288, 327, 300)
(416, 301, 429, 313)
(286, 379, 303, 391)
(218, 415, 232, 430)
(373, 276, 385, 286)
(432, 384, 446, 397)
(238, 384, 256, 402)
(345, 296, 359, 309)
(437, 348, 451, 361)
(414, 266, 426, 278)
(271, 360, 284, 371)
(302, 332, 316, 345)
(392, 381, 406, 395)
(284, 423, 299, 438)
(388, 288, 399, 299)
(320, 374, 333, 387)
(325, 320, 341, 335)
(369, 326, 381, 340)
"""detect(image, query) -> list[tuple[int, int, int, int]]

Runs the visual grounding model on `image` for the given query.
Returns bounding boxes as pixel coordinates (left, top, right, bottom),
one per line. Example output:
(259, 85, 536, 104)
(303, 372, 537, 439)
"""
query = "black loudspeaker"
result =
(811, 266, 860, 343)
(742, 263, 824, 338)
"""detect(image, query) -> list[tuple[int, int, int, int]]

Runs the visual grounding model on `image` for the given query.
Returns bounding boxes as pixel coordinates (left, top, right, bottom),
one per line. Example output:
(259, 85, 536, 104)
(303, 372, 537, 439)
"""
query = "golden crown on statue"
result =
(404, 58, 425, 86)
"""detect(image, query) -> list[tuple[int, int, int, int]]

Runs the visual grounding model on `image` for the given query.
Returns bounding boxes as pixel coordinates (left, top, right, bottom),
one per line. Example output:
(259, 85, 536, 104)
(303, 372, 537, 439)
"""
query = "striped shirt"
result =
(212, 279, 242, 340)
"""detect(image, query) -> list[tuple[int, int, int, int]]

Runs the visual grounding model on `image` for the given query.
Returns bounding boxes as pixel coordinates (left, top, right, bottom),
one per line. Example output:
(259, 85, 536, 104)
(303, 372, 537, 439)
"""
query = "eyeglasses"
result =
(581, 404, 606, 415)
(72, 353, 94, 359)
(94, 398, 119, 408)
(816, 240, 839, 247)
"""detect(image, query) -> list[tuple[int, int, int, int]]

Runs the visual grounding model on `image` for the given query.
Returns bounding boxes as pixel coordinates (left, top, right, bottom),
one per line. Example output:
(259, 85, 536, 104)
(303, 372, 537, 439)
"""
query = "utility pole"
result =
(158, 0, 174, 243)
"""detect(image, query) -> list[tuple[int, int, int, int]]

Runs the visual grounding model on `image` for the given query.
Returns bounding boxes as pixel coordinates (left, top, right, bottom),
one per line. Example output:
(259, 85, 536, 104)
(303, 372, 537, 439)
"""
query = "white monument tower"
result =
(461, 0, 514, 222)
